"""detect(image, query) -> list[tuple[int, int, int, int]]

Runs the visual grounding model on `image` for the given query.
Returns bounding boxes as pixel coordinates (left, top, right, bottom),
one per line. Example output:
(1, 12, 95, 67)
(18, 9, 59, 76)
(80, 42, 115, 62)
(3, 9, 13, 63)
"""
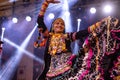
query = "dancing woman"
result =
(34, 0, 102, 79)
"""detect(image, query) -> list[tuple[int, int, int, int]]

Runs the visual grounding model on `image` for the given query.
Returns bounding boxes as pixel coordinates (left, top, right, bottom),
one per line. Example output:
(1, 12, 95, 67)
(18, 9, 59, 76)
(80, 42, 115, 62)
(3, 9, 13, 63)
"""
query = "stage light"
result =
(2, 27, 5, 31)
(25, 16, 32, 22)
(73, 18, 82, 55)
(90, 7, 96, 14)
(12, 17, 18, 23)
(1, 27, 5, 42)
(77, 19, 81, 22)
(77, 18, 81, 31)
(104, 5, 112, 13)
(65, 11, 70, 16)
(48, 13, 55, 19)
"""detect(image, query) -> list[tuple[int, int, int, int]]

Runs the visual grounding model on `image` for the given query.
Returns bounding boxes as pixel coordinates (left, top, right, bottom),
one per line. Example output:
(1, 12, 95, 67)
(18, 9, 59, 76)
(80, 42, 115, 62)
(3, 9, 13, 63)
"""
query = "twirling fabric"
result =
(69, 17, 120, 80)
(48, 17, 120, 80)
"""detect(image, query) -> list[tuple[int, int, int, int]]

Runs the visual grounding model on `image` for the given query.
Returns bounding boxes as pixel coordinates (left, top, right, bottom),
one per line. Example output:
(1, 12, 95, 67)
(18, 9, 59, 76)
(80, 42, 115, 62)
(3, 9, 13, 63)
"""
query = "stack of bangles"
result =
(39, 1, 49, 16)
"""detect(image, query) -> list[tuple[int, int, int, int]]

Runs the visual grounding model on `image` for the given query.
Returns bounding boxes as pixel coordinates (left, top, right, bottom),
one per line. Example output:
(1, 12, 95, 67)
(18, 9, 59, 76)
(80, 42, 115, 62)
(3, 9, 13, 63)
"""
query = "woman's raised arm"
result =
(37, 0, 60, 33)
(34, 0, 60, 48)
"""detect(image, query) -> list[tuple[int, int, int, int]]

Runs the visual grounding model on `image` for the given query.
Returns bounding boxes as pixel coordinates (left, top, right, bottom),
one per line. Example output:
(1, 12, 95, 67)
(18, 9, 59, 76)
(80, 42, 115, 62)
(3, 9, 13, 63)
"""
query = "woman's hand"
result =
(46, 0, 60, 4)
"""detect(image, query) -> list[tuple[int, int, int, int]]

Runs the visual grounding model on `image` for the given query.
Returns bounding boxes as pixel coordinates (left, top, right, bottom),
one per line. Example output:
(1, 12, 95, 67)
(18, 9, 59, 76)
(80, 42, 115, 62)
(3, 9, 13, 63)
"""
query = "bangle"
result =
(40, 9, 46, 13)
(43, 1, 49, 7)
(39, 12, 45, 16)
(42, 4, 48, 9)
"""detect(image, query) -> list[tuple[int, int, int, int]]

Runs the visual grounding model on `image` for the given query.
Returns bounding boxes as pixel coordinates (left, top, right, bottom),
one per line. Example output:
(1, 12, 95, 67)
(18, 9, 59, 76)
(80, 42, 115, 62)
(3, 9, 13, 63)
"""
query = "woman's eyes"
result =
(56, 23, 59, 24)
(56, 22, 64, 25)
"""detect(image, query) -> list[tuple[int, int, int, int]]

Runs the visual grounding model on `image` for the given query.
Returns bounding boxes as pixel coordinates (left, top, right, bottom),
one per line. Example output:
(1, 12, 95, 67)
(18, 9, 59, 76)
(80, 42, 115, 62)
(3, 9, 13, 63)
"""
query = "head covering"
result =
(50, 18, 65, 33)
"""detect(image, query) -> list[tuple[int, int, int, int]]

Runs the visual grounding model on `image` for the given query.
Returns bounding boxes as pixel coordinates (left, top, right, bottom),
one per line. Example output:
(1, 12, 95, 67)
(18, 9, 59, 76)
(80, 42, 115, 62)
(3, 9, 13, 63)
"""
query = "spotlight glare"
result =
(90, 7, 96, 14)
(63, 4, 68, 10)
(1, 27, 5, 41)
(104, 5, 112, 13)
(48, 13, 55, 19)
(2, 27, 5, 31)
(12, 17, 18, 23)
(77, 18, 81, 22)
(65, 11, 70, 16)
(26, 16, 32, 22)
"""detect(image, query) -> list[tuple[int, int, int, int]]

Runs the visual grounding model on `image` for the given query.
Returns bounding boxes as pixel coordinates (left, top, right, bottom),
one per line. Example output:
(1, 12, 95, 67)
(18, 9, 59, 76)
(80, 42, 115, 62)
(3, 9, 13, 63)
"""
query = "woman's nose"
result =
(59, 23, 63, 27)
(58, 23, 61, 25)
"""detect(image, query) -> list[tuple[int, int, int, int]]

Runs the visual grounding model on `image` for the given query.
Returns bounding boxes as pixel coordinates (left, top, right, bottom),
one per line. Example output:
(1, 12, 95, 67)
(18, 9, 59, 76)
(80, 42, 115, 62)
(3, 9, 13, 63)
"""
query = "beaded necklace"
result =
(48, 33, 67, 56)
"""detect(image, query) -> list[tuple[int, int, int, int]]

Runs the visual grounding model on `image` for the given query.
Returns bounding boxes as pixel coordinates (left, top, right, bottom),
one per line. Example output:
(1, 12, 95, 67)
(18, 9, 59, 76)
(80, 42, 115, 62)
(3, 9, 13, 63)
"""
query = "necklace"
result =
(48, 33, 67, 55)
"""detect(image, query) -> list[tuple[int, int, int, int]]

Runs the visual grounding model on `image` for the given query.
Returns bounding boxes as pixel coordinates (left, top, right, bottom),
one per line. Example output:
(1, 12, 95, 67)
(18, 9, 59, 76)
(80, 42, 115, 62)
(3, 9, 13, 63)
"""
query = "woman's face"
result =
(53, 18, 65, 33)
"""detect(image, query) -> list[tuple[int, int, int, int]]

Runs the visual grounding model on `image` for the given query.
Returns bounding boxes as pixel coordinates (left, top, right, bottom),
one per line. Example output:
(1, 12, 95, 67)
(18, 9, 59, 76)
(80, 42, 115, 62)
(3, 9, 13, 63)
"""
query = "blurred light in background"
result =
(12, 17, 18, 23)
(103, 5, 112, 13)
(90, 7, 96, 14)
(25, 16, 32, 22)
(48, 13, 55, 19)
(64, 11, 70, 16)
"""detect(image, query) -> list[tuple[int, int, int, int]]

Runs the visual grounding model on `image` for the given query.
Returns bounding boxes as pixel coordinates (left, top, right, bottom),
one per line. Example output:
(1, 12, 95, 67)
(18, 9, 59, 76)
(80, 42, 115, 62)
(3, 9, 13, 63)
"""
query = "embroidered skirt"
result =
(46, 52, 72, 79)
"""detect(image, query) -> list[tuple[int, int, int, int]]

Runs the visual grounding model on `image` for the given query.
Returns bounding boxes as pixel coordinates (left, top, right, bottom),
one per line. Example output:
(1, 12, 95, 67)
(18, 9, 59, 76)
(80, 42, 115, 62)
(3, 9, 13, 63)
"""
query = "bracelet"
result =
(42, 4, 48, 9)
(40, 8, 46, 12)
(39, 12, 45, 16)
(39, 2, 49, 16)
(43, 2, 49, 7)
